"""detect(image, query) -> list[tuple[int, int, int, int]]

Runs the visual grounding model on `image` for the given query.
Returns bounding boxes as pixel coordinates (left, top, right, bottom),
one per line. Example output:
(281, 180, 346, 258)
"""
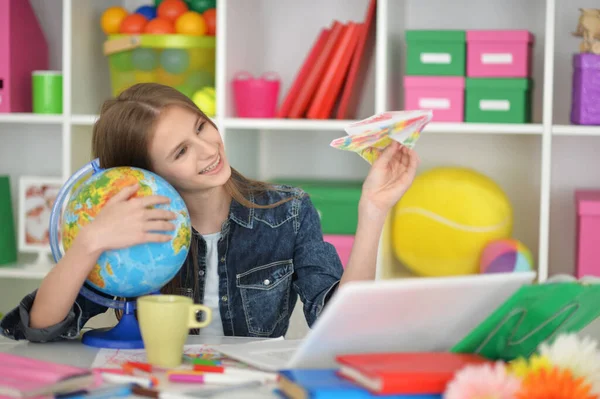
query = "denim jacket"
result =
(0, 186, 344, 342)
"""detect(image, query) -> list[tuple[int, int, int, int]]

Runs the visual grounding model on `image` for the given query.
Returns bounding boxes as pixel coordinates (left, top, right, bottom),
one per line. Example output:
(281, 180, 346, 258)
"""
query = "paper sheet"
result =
(91, 344, 248, 370)
(330, 110, 433, 164)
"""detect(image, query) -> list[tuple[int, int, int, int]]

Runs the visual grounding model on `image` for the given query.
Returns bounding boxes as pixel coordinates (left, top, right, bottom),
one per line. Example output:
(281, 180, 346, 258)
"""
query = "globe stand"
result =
(81, 301, 144, 349)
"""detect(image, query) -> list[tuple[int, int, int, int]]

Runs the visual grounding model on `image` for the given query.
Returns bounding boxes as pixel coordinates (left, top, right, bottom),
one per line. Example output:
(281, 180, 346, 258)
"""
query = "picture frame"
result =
(18, 176, 63, 266)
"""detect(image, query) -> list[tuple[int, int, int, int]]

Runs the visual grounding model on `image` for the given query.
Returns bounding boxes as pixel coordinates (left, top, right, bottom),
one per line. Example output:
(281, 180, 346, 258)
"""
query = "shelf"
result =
(553, 125, 600, 136)
(71, 114, 98, 126)
(0, 113, 64, 124)
(222, 118, 357, 131)
(0, 264, 50, 279)
(424, 123, 544, 135)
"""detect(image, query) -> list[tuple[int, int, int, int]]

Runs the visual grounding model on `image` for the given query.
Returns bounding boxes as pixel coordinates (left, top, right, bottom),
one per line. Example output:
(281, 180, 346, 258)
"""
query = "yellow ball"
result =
(175, 11, 207, 35)
(192, 88, 216, 116)
(101, 6, 128, 35)
(392, 167, 513, 277)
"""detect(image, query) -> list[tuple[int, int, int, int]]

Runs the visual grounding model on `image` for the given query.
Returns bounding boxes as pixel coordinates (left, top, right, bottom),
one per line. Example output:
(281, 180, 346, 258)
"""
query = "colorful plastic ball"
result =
(134, 71, 158, 84)
(186, 0, 216, 14)
(185, 70, 214, 91)
(192, 87, 216, 116)
(479, 239, 533, 274)
(135, 5, 157, 20)
(119, 13, 148, 34)
(175, 11, 206, 35)
(109, 51, 134, 72)
(157, 0, 189, 22)
(175, 84, 195, 98)
(101, 6, 128, 35)
(160, 49, 190, 74)
(144, 17, 175, 34)
(157, 68, 186, 86)
(203, 8, 216, 36)
(132, 48, 159, 71)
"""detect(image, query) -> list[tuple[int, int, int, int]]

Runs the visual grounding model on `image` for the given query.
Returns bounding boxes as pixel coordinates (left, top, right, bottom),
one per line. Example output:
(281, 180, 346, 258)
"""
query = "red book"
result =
(276, 28, 331, 118)
(336, 352, 492, 395)
(336, 0, 377, 119)
(306, 22, 360, 119)
(287, 21, 344, 118)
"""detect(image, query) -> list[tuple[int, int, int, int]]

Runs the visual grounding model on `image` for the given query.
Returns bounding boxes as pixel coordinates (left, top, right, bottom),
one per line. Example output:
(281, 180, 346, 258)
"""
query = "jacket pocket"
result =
(236, 259, 294, 336)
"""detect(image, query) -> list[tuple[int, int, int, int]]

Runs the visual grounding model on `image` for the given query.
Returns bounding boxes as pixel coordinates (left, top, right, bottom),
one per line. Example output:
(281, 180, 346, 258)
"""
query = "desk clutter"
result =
(404, 29, 534, 124)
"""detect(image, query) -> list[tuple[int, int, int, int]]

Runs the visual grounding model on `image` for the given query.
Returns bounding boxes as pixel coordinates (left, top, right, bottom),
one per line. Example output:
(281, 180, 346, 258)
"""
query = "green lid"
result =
(108, 34, 215, 49)
(406, 30, 466, 42)
(466, 78, 531, 90)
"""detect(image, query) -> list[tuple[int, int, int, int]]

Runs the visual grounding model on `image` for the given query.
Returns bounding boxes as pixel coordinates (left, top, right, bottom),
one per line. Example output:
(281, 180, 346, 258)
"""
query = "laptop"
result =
(215, 271, 536, 371)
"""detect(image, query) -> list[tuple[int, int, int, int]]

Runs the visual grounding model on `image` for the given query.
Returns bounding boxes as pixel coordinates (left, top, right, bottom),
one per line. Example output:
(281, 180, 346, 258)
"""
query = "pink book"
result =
(0, 353, 95, 398)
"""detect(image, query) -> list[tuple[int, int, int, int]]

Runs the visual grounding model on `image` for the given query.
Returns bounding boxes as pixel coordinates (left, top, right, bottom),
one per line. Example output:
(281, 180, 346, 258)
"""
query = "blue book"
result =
(278, 369, 442, 399)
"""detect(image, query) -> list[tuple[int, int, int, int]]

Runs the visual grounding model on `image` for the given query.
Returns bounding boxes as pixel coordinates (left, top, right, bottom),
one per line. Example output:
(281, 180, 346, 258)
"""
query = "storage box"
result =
(104, 34, 215, 99)
(323, 235, 354, 268)
(404, 76, 465, 122)
(571, 53, 600, 125)
(405, 30, 466, 76)
(466, 30, 534, 77)
(270, 180, 363, 235)
(575, 190, 600, 278)
(465, 78, 532, 123)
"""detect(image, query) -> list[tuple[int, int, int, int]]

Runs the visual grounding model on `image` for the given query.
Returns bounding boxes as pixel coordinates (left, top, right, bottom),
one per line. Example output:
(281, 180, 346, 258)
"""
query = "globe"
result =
(49, 159, 192, 349)
(61, 166, 192, 298)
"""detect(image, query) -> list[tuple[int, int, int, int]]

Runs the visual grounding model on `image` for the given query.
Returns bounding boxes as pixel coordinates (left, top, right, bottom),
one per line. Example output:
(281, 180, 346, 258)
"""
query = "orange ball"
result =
(101, 6, 128, 35)
(144, 17, 175, 34)
(203, 8, 216, 36)
(119, 13, 148, 34)
(175, 11, 206, 35)
(157, 0, 188, 22)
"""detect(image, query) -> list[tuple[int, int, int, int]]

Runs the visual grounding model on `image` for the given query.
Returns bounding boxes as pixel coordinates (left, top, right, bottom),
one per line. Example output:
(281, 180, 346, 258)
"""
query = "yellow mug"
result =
(137, 295, 212, 368)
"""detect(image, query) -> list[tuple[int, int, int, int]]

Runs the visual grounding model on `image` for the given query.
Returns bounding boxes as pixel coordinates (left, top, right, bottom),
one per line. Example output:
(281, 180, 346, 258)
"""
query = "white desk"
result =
(0, 336, 281, 398)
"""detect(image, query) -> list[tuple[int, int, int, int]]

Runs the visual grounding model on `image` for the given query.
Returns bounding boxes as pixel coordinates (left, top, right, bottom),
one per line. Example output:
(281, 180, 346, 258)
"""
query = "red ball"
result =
(203, 8, 216, 36)
(144, 17, 175, 34)
(157, 0, 189, 22)
(119, 13, 148, 34)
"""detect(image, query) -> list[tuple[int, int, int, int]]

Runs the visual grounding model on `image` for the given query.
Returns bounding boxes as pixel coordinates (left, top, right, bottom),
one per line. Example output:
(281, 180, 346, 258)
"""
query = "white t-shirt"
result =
(200, 232, 224, 336)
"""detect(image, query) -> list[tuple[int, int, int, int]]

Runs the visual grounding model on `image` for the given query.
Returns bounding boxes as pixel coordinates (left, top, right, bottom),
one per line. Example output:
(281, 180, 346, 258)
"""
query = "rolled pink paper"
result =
(168, 373, 205, 383)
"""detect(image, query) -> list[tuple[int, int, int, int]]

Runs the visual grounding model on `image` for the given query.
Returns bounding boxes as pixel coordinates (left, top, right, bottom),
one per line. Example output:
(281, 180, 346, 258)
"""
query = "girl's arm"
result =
(29, 184, 177, 330)
(340, 142, 419, 286)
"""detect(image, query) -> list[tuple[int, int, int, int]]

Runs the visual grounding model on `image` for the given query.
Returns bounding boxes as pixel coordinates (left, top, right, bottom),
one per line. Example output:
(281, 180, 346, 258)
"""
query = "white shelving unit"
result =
(2, 0, 599, 306)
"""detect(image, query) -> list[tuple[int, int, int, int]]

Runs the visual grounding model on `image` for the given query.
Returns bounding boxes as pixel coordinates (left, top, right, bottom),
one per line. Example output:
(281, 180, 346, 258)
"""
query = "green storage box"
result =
(405, 30, 466, 76)
(465, 78, 532, 123)
(271, 180, 362, 235)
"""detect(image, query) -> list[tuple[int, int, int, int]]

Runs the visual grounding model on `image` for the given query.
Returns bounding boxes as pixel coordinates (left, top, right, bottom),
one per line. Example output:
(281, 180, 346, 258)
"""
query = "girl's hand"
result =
(360, 141, 420, 218)
(78, 183, 178, 254)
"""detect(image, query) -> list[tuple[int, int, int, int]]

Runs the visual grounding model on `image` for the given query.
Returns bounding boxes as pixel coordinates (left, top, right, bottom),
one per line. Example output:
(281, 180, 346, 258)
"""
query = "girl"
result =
(0, 83, 419, 342)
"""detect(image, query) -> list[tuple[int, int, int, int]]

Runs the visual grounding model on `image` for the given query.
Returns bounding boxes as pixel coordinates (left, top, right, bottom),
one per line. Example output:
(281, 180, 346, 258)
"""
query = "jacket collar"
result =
(229, 193, 255, 229)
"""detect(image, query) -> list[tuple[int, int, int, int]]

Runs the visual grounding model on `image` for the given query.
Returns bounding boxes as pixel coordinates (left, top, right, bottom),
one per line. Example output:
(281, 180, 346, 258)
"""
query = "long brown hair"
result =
(92, 83, 291, 319)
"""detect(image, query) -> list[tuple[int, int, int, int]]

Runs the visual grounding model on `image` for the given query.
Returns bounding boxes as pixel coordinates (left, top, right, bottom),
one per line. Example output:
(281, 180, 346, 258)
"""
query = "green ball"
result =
(175, 84, 195, 99)
(132, 48, 159, 72)
(109, 51, 134, 72)
(185, 70, 215, 91)
(186, 0, 216, 13)
(160, 49, 190, 75)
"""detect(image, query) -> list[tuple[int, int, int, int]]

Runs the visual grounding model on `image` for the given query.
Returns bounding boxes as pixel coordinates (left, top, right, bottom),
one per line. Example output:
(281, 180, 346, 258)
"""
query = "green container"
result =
(271, 180, 363, 235)
(32, 71, 63, 114)
(405, 30, 466, 76)
(0, 176, 17, 266)
(465, 78, 532, 123)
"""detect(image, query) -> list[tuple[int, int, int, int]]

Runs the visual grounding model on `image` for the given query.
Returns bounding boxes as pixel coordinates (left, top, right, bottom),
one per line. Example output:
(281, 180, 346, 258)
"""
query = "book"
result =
(336, 352, 491, 395)
(278, 369, 441, 399)
(276, 28, 331, 118)
(450, 276, 600, 360)
(0, 353, 95, 398)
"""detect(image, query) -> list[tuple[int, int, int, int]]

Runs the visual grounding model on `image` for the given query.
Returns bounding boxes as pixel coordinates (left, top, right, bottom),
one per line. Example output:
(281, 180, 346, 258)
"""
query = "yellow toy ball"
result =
(101, 6, 128, 35)
(192, 87, 216, 116)
(175, 11, 207, 35)
(392, 167, 513, 277)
